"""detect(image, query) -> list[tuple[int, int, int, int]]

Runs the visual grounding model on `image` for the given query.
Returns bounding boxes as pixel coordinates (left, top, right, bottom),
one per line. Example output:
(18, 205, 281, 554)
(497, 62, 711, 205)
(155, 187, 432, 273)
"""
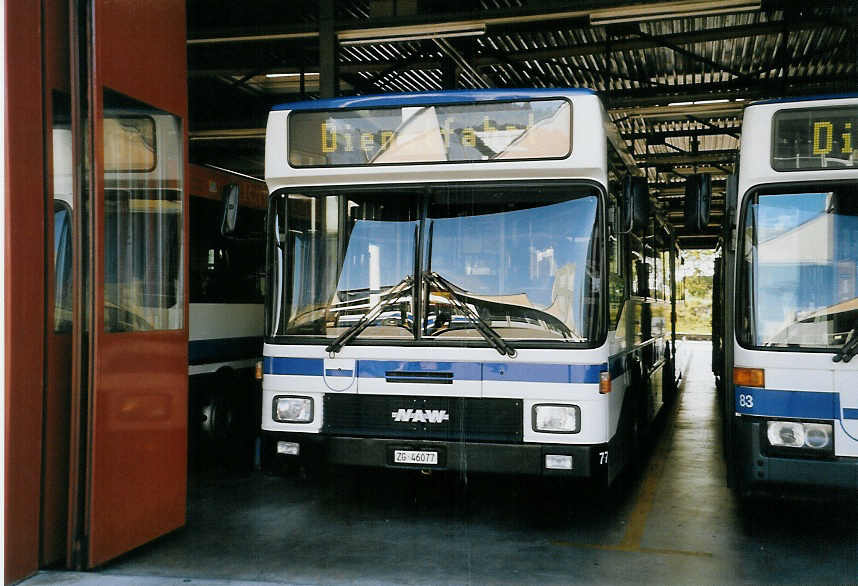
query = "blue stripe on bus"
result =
(483, 362, 603, 384)
(325, 369, 354, 378)
(264, 357, 607, 384)
(274, 88, 595, 112)
(735, 386, 842, 420)
(188, 336, 263, 366)
(263, 357, 323, 376)
(358, 361, 482, 380)
(843, 408, 858, 420)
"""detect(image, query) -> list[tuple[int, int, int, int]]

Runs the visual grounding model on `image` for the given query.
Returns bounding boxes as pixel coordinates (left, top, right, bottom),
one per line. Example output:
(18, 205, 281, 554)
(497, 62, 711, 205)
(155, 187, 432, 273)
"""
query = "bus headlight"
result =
(766, 421, 804, 447)
(273, 396, 313, 423)
(766, 421, 832, 451)
(803, 423, 832, 450)
(533, 404, 580, 433)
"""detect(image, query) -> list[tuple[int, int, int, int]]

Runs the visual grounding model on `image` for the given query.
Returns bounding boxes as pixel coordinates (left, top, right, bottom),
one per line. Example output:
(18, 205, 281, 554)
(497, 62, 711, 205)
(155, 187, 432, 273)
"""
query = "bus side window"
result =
(648, 219, 659, 300)
(630, 233, 649, 298)
(608, 196, 626, 326)
(54, 203, 73, 332)
(190, 195, 266, 304)
(653, 247, 662, 301)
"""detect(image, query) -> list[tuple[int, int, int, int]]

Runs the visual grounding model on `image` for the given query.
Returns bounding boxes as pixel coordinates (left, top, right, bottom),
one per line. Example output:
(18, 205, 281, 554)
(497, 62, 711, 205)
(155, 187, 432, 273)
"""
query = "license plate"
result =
(393, 449, 439, 465)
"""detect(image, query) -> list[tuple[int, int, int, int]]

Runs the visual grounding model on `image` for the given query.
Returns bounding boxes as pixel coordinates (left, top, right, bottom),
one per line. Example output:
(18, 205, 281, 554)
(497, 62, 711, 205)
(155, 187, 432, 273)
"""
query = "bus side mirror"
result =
(684, 173, 711, 232)
(622, 175, 650, 233)
(220, 183, 240, 237)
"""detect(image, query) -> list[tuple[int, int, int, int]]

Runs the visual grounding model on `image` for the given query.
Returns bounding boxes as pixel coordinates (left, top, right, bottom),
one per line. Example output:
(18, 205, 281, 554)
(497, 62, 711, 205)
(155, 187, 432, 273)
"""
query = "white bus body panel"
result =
(265, 93, 609, 190)
(738, 97, 858, 197)
(261, 342, 618, 446)
(188, 303, 264, 375)
(734, 96, 858, 460)
(733, 349, 858, 458)
(189, 303, 264, 342)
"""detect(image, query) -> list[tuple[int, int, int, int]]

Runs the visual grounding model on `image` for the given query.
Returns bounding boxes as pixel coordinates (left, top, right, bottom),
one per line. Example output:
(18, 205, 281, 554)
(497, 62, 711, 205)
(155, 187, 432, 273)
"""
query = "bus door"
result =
(834, 368, 858, 457)
(66, 0, 189, 568)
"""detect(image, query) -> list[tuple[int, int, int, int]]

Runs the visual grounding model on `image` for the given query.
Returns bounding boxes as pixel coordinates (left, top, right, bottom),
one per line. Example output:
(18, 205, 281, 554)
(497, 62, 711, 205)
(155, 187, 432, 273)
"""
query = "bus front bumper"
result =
(736, 418, 858, 492)
(263, 432, 609, 479)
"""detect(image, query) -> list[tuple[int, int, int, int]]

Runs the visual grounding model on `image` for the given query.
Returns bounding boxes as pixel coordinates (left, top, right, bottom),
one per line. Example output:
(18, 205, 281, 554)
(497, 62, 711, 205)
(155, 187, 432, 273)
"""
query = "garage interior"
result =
(5, 0, 858, 584)
(186, 0, 856, 249)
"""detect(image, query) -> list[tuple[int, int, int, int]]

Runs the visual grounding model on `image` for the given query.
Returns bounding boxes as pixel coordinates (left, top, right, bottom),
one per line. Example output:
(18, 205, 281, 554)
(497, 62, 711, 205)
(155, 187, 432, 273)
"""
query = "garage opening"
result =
(7, 1, 857, 584)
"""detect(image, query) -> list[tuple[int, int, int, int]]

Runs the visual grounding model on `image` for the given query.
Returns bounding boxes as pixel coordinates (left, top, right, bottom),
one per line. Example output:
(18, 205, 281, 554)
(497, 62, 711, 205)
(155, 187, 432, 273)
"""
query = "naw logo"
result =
(391, 408, 450, 423)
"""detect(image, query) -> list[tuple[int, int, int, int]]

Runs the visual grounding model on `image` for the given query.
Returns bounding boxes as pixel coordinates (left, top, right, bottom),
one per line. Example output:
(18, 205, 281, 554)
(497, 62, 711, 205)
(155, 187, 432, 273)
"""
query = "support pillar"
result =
(319, 0, 338, 98)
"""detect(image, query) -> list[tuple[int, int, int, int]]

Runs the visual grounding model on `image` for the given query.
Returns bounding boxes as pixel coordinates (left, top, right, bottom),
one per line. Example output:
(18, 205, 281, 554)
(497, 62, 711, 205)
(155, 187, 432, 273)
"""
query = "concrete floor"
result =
(24, 342, 858, 585)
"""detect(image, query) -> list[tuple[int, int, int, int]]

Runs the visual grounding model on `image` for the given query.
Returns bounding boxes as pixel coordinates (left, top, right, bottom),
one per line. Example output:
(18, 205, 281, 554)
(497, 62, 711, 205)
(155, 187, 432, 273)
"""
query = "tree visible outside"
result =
(676, 249, 714, 337)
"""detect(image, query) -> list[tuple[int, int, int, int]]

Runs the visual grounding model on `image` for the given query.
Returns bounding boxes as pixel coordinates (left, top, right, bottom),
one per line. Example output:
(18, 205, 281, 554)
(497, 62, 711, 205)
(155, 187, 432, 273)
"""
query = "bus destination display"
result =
(287, 99, 571, 167)
(772, 106, 857, 171)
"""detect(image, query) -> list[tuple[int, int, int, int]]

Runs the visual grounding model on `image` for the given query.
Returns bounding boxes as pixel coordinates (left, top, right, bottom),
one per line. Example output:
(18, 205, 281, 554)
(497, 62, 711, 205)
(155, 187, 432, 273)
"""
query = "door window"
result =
(103, 90, 183, 332)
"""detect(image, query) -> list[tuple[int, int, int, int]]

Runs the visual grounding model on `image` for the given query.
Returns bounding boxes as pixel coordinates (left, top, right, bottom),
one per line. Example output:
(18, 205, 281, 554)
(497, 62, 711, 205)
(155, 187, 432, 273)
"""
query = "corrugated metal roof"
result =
(187, 0, 857, 246)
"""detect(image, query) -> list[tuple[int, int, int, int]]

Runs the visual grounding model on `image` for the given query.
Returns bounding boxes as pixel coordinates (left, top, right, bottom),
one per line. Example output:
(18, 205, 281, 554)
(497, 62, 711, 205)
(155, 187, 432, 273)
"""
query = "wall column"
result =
(4, 1, 46, 582)
(318, 0, 339, 99)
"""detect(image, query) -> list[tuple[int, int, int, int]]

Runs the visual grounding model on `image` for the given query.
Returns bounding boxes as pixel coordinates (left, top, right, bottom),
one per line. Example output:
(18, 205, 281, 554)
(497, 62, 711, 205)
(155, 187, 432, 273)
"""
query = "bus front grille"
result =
(322, 394, 523, 443)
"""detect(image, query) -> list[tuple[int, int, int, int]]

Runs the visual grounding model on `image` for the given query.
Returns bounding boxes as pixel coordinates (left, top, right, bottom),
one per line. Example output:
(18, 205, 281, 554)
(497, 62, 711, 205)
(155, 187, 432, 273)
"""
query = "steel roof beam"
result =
(637, 149, 737, 164)
(685, 115, 740, 139)
(469, 20, 838, 69)
(190, 2, 769, 45)
(654, 179, 726, 191)
(605, 72, 855, 107)
(624, 127, 740, 140)
(188, 20, 837, 77)
(626, 29, 753, 82)
(612, 101, 744, 118)
(434, 37, 493, 88)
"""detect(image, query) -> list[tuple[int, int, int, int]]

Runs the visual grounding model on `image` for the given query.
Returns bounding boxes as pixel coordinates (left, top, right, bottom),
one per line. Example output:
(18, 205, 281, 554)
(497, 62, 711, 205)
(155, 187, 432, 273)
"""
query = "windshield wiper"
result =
(833, 327, 858, 363)
(425, 271, 517, 358)
(326, 276, 413, 355)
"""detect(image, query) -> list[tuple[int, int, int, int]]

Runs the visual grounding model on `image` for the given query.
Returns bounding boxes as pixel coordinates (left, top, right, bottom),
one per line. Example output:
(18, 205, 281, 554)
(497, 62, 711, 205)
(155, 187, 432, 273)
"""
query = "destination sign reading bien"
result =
(773, 105, 858, 172)
(287, 99, 571, 167)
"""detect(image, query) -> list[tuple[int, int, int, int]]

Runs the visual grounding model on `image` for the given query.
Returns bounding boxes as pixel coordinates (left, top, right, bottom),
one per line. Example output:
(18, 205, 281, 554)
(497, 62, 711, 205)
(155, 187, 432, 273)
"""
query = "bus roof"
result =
(272, 88, 597, 112)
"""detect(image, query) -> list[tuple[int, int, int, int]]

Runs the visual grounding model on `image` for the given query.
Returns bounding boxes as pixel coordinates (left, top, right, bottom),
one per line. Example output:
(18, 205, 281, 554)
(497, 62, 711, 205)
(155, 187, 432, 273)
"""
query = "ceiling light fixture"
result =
(668, 98, 731, 106)
(265, 72, 320, 79)
(338, 23, 486, 46)
(590, 0, 760, 25)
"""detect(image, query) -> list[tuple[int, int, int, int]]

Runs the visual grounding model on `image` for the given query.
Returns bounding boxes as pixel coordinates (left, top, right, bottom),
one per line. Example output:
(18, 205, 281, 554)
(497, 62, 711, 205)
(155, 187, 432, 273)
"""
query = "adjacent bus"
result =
(187, 165, 267, 470)
(261, 89, 685, 485)
(714, 94, 858, 495)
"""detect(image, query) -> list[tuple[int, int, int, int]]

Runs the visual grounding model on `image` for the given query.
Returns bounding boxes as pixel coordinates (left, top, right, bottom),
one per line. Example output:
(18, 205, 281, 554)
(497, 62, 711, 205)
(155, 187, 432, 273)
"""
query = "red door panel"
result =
(78, 0, 189, 568)
(85, 92, 188, 566)
(89, 333, 187, 565)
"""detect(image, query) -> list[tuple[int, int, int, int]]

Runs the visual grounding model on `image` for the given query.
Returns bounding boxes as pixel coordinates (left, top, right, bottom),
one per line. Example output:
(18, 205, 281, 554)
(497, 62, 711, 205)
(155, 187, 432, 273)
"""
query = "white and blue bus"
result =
(187, 165, 267, 471)
(260, 89, 684, 485)
(714, 94, 858, 495)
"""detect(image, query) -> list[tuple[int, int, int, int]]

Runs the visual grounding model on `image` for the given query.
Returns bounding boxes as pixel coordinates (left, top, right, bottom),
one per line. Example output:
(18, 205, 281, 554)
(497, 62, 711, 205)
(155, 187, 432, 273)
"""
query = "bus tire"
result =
(622, 407, 643, 489)
(201, 368, 254, 475)
(629, 356, 648, 432)
(614, 361, 645, 490)
(663, 341, 676, 406)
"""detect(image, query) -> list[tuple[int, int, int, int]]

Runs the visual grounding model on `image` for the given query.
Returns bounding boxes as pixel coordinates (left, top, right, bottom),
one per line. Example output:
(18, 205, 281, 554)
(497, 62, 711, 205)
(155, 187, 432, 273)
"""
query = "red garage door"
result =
(65, 0, 189, 568)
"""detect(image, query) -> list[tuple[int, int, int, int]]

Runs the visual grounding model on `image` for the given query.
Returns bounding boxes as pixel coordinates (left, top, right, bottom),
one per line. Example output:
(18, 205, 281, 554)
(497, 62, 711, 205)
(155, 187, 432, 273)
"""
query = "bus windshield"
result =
(737, 182, 858, 349)
(267, 183, 602, 345)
